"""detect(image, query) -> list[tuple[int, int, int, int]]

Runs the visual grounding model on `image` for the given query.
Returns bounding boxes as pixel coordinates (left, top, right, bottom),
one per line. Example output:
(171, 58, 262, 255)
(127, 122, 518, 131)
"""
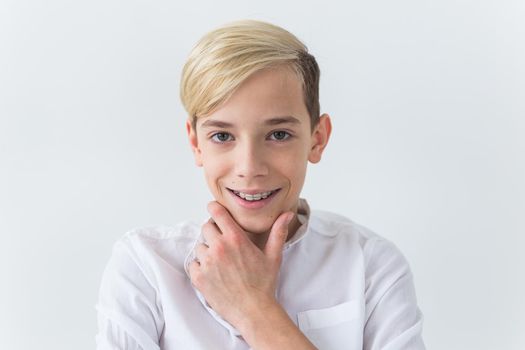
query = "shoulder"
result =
(121, 221, 200, 246)
(308, 209, 410, 273)
(115, 221, 200, 260)
(101, 221, 200, 289)
(308, 209, 389, 246)
(97, 220, 201, 314)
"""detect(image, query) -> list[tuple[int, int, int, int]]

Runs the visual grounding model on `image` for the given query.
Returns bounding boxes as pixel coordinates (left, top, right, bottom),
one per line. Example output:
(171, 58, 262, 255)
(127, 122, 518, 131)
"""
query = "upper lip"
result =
(227, 188, 280, 194)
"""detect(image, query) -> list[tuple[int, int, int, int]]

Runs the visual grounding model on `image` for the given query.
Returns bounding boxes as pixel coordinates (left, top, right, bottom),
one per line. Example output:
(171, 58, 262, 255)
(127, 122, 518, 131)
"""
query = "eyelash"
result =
(209, 131, 293, 143)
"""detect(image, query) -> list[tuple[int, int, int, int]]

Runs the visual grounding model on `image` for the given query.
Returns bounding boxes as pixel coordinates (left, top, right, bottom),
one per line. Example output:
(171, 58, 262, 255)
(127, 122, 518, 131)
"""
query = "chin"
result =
(235, 215, 275, 234)
(214, 192, 290, 234)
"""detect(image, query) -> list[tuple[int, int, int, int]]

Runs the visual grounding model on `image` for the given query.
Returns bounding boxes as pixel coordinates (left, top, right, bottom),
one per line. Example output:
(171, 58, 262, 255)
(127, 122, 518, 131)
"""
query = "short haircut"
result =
(180, 19, 321, 131)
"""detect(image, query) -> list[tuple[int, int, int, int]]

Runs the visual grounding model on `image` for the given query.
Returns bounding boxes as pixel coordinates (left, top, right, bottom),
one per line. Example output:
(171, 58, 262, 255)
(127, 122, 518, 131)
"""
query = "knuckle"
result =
(196, 249, 206, 260)
(230, 233, 243, 246)
(213, 209, 226, 221)
(202, 254, 213, 266)
(191, 269, 204, 287)
(202, 221, 215, 232)
(211, 241, 225, 256)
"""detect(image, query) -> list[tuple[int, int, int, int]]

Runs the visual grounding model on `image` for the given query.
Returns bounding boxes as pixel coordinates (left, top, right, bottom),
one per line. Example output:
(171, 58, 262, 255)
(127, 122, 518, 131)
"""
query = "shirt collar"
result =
(282, 198, 311, 251)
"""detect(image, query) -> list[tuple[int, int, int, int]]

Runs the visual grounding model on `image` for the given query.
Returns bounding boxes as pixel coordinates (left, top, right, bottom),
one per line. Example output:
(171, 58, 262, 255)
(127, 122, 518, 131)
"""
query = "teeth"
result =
(233, 190, 274, 201)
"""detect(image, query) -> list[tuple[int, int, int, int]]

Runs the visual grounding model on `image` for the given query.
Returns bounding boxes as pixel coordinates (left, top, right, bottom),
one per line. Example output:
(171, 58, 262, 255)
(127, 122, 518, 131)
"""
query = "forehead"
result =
(197, 66, 309, 127)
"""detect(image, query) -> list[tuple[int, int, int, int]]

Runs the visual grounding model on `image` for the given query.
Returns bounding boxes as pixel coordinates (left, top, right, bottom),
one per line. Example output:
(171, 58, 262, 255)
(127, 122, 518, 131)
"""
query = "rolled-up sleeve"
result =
(363, 239, 425, 350)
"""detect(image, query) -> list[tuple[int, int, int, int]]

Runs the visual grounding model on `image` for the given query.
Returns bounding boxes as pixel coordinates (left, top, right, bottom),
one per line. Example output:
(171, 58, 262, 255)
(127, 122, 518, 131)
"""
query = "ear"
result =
(308, 114, 332, 164)
(186, 119, 203, 167)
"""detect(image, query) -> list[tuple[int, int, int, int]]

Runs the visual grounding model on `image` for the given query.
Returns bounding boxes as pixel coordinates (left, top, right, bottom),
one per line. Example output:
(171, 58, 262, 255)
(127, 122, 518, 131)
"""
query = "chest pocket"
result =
(297, 299, 364, 350)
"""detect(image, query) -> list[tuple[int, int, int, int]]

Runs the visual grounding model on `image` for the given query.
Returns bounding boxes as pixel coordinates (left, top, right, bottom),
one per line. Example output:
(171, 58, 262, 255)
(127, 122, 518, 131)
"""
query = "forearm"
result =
(238, 299, 317, 350)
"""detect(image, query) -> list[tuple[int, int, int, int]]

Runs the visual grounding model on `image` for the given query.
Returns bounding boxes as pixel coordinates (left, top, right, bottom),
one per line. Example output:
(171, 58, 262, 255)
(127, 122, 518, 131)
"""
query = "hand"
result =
(187, 201, 294, 330)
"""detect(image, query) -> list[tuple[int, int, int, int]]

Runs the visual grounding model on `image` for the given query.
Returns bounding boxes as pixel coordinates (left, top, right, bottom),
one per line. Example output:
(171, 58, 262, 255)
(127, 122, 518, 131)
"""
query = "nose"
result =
(234, 140, 269, 179)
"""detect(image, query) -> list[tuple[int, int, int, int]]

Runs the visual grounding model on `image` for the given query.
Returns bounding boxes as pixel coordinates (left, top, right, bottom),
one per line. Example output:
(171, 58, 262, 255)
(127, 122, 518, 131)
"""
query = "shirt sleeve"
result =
(363, 238, 425, 350)
(95, 238, 164, 350)
(96, 314, 144, 350)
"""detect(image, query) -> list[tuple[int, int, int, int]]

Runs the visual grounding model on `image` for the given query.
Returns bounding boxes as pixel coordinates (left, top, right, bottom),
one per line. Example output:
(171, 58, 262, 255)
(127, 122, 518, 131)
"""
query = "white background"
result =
(1, 0, 524, 349)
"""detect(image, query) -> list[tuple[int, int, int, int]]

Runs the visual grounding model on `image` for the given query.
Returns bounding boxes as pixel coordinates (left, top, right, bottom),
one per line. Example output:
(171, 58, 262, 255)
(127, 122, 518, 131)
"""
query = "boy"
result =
(96, 20, 425, 349)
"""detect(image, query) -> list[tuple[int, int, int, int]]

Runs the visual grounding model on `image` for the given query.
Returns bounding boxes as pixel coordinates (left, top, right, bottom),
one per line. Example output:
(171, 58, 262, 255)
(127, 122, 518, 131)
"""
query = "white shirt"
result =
(96, 199, 425, 349)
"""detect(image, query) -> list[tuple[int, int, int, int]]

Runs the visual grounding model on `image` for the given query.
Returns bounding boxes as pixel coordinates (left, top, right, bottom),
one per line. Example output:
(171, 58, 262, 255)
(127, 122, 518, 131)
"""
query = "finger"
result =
(187, 260, 201, 287)
(194, 242, 209, 264)
(264, 212, 294, 261)
(207, 201, 243, 239)
(202, 218, 221, 246)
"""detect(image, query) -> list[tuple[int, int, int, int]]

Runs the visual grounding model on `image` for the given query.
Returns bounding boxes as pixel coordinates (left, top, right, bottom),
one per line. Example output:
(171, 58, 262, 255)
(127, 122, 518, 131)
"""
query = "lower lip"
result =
(227, 189, 281, 209)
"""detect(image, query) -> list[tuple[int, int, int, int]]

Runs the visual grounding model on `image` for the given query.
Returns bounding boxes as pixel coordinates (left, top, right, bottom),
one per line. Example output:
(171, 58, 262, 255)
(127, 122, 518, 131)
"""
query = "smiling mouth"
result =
(227, 188, 281, 202)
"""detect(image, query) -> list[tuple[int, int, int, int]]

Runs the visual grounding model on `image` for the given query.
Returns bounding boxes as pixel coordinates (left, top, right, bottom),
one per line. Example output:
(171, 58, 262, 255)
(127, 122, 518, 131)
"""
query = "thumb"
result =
(264, 212, 294, 261)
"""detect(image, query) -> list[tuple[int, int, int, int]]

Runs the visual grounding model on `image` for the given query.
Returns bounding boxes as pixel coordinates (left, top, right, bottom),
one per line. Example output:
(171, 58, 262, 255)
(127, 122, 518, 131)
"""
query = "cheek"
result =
(278, 151, 308, 190)
(288, 164, 307, 191)
(202, 157, 227, 192)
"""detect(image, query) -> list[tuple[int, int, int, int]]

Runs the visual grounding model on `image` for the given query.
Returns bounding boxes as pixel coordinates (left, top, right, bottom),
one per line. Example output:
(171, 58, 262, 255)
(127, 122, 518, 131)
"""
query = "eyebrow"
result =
(264, 116, 301, 126)
(200, 116, 301, 129)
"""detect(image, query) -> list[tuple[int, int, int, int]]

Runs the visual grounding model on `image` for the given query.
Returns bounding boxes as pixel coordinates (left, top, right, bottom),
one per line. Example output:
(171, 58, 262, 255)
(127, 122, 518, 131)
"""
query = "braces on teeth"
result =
(233, 190, 274, 201)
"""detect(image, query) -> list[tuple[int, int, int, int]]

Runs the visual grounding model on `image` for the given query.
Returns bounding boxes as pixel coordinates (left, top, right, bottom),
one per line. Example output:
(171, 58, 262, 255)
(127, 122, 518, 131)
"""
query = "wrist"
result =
(237, 298, 317, 350)
(235, 294, 279, 334)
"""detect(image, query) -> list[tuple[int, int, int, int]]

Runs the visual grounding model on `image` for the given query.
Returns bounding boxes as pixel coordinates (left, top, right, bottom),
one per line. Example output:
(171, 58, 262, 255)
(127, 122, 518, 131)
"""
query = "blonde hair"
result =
(180, 19, 320, 130)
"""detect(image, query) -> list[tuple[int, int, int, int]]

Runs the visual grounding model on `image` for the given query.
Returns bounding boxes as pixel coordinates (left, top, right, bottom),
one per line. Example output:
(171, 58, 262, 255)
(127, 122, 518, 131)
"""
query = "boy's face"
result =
(187, 66, 331, 235)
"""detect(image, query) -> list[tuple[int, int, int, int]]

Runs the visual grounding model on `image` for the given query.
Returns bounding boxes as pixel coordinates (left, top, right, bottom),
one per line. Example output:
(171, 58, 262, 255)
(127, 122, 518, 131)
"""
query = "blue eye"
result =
(211, 132, 233, 143)
(269, 131, 291, 141)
